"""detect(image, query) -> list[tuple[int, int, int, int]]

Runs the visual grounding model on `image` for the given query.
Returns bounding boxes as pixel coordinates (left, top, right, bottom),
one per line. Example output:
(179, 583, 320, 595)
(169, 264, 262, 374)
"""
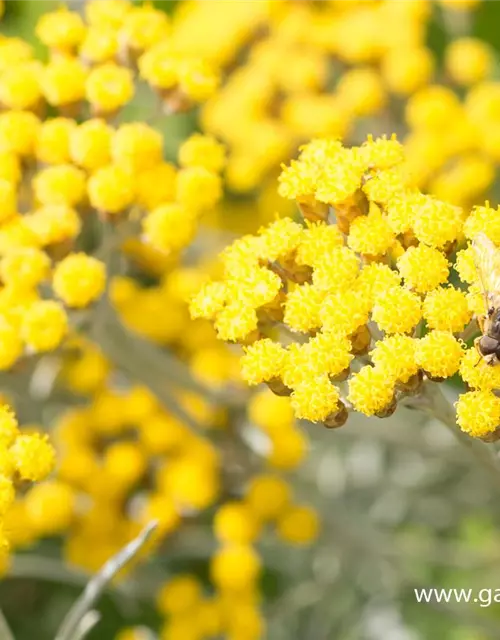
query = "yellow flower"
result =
(25, 205, 81, 246)
(0, 111, 40, 156)
(79, 27, 118, 65)
(210, 545, 261, 591)
(142, 205, 197, 254)
(454, 245, 478, 284)
(445, 38, 493, 86)
(357, 263, 401, 304)
(240, 339, 286, 386)
(456, 390, 500, 439)
(277, 505, 320, 545)
(0, 405, 18, 448)
(283, 283, 326, 333)
(36, 118, 76, 166)
(21, 300, 68, 352)
(0, 319, 22, 371)
(290, 375, 341, 422)
(348, 365, 396, 416)
(422, 286, 471, 332)
(415, 331, 463, 379)
(214, 304, 258, 342)
(268, 427, 308, 470)
(41, 56, 87, 106)
(246, 475, 291, 522)
(70, 119, 112, 171)
(119, 4, 170, 52)
(176, 167, 222, 213)
(85, 63, 134, 113)
(52, 253, 106, 308)
(372, 287, 422, 334)
(336, 67, 386, 117)
(347, 205, 395, 256)
(320, 288, 370, 337)
(381, 47, 434, 95)
(0, 151, 20, 185)
(10, 433, 55, 481)
(412, 196, 463, 248)
(156, 575, 203, 617)
(33, 165, 87, 208)
(111, 123, 163, 172)
(370, 335, 418, 383)
(36, 6, 86, 52)
(214, 502, 260, 545)
(0, 61, 43, 111)
(0, 248, 50, 289)
(258, 218, 304, 262)
(463, 204, 500, 246)
(295, 222, 344, 267)
(459, 348, 500, 391)
(85, 0, 132, 29)
(179, 134, 226, 173)
(136, 162, 177, 211)
(25, 481, 75, 534)
(88, 164, 135, 214)
(397, 245, 449, 293)
(312, 246, 360, 292)
(0, 476, 14, 517)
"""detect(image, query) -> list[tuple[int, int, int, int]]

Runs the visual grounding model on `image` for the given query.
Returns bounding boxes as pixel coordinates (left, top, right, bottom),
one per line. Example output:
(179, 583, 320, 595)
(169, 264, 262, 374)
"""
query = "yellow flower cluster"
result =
(191, 134, 500, 441)
(0, 403, 55, 570)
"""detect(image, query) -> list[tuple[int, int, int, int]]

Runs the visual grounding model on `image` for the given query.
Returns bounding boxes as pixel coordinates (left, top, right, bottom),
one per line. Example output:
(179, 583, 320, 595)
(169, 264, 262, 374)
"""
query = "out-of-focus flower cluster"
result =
(191, 134, 500, 445)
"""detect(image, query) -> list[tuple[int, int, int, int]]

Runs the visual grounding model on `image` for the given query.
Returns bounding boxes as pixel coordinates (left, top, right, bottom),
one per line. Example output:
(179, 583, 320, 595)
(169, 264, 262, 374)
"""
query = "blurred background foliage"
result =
(3, 2, 500, 640)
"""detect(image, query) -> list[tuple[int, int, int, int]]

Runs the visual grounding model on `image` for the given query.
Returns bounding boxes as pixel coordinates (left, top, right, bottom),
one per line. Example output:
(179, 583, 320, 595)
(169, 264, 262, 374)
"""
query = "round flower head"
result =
(347, 205, 395, 256)
(360, 135, 405, 170)
(70, 119, 112, 171)
(210, 545, 261, 591)
(214, 502, 260, 545)
(348, 365, 396, 417)
(412, 196, 464, 248)
(25, 480, 75, 535)
(21, 300, 68, 352)
(445, 38, 493, 86)
(423, 286, 471, 332)
(460, 348, 500, 391)
(0, 405, 18, 448)
(295, 222, 344, 267)
(0, 319, 22, 371)
(362, 168, 405, 205)
(357, 263, 401, 305)
(178, 58, 220, 102)
(415, 331, 463, 379)
(79, 26, 118, 65)
(382, 46, 435, 95)
(119, 4, 170, 52)
(214, 304, 258, 342)
(189, 281, 227, 321)
(312, 246, 359, 292)
(246, 474, 291, 521)
(0, 61, 43, 111)
(277, 505, 320, 545)
(136, 162, 177, 211)
(0, 151, 21, 185)
(176, 167, 222, 213)
(372, 287, 422, 334)
(41, 56, 87, 106)
(52, 253, 106, 308)
(314, 151, 364, 205)
(258, 218, 304, 262)
(111, 123, 163, 172)
(25, 205, 81, 246)
(283, 283, 326, 333)
(179, 134, 226, 173)
(290, 375, 341, 423)
(142, 204, 197, 254)
(36, 6, 86, 52)
(336, 67, 386, 117)
(227, 267, 282, 309)
(88, 164, 135, 214)
(370, 335, 418, 383)
(240, 339, 286, 386)
(85, 63, 134, 113)
(454, 245, 478, 284)
(397, 245, 449, 294)
(463, 204, 500, 247)
(33, 164, 86, 208)
(320, 288, 370, 337)
(281, 334, 352, 389)
(456, 390, 500, 439)
(0, 111, 40, 156)
(385, 191, 425, 235)
(10, 433, 55, 481)
(156, 575, 203, 617)
(0, 180, 17, 223)
(36, 118, 76, 166)
(0, 248, 50, 289)
(0, 476, 14, 517)
(85, 0, 132, 29)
